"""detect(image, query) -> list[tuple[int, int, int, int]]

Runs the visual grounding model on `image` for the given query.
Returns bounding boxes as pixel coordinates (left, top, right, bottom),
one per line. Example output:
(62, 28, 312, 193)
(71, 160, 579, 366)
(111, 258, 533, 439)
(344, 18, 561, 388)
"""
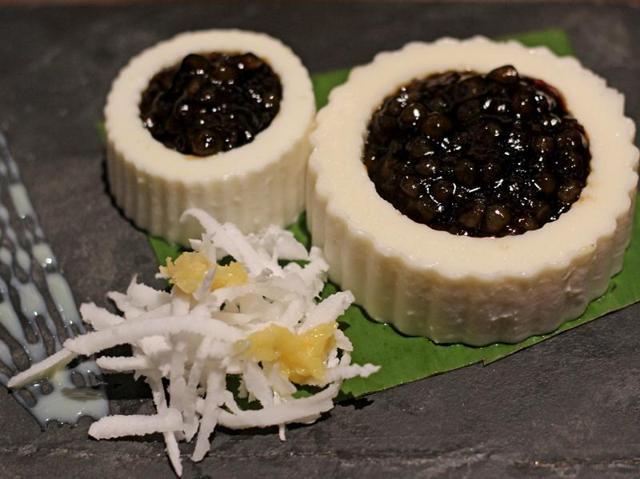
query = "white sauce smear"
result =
(0, 132, 108, 425)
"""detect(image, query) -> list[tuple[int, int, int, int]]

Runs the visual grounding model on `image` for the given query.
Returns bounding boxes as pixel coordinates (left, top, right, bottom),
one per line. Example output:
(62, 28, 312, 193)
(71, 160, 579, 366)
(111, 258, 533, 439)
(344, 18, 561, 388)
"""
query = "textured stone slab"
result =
(0, 2, 639, 477)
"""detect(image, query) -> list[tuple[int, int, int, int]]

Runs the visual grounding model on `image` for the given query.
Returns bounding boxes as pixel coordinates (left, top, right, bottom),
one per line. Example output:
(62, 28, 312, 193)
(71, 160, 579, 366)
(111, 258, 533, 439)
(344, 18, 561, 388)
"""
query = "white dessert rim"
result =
(106, 29, 314, 183)
(310, 36, 638, 280)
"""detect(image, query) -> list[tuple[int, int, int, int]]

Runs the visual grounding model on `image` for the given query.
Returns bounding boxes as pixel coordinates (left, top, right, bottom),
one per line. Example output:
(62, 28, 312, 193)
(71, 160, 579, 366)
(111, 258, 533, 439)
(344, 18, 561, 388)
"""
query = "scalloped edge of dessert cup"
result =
(307, 36, 639, 345)
(106, 29, 315, 245)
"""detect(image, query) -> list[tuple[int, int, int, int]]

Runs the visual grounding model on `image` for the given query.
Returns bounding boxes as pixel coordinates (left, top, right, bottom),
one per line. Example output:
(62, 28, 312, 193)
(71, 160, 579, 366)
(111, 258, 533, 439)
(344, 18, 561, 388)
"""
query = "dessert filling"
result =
(140, 52, 282, 156)
(363, 65, 591, 237)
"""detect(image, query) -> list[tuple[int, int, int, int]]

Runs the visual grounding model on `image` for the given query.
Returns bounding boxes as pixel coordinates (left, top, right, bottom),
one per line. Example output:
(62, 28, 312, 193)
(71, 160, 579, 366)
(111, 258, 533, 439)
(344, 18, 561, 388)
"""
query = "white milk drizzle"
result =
(0, 132, 108, 425)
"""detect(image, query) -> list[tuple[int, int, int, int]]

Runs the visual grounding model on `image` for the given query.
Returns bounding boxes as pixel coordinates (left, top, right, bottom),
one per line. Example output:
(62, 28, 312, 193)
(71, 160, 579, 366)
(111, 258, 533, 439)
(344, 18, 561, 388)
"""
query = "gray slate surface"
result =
(1, 1, 640, 477)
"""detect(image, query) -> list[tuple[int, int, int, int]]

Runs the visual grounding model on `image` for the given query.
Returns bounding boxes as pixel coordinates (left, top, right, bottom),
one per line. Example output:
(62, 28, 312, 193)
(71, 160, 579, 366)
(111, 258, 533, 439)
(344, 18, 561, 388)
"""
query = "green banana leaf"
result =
(149, 29, 640, 398)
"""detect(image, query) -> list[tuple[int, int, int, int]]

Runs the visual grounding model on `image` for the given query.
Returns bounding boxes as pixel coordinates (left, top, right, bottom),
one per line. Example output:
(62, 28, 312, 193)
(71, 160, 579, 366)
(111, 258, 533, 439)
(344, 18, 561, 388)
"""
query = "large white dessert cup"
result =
(307, 37, 639, 345)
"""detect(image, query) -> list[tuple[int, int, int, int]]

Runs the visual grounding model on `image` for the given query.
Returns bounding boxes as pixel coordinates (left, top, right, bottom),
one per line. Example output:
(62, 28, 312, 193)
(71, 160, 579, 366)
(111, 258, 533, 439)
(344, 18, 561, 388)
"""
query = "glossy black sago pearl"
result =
(140, 52, 282, 157)
(363, 65, 590, 237)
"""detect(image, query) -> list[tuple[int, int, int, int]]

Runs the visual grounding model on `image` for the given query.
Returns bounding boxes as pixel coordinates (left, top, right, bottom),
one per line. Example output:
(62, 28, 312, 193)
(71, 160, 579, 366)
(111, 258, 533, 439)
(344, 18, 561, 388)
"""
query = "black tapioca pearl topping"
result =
(431, 180, 456, 203)
(560, 151, 584, 174)
(406, 137, 436, 160)
(557, 127, 588, 150)
(536, 172, 557, 196)
(558, 180, 583, 204)
(237, 53, 265, 70)
(515, 214, 539, 231)
(530, 200, 552, 223)
(454, 159, 477, 186)
(188, 129, 221, 156)
(400, 176, 424, 198)
(453, 76, 488, 102)
(488, 65, 519, 84)
(140, 51, 281, 157)
(372, 114, 398, 142)
(415, 157, 439, 177)
(481, 160, 502, 183)
(427, 95, 450, 113)
(363, 65, 591, 237)
(399, 103, 428, 129)
(409, 198, 438, 223)
(512, 88, 536, 116)
(533, 135, 555, 154)
(484, 204, 512, 234)
(421, 113, 454, 138)
(181, 53, 210, 75)
(458, 211, 481, 230)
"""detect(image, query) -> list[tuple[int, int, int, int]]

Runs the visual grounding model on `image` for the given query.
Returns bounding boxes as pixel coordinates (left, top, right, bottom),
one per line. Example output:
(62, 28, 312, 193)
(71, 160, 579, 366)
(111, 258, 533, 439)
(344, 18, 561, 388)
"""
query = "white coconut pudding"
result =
(307, 37, 639, 345)
(105, 29, 315, 245)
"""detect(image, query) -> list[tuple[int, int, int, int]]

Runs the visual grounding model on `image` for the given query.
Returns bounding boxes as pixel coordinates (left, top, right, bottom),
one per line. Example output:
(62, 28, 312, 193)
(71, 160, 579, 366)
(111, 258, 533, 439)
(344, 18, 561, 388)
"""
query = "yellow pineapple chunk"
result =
(247, 322, 337, 384)
(161, 253, 248, 295)
(211, 262, 248, 290)
(160, 252, 212, 295)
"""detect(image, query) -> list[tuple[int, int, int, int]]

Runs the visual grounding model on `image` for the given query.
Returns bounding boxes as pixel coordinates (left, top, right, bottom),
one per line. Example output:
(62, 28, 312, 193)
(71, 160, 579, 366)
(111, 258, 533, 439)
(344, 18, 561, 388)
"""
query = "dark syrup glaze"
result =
(363, 65, 590, 237)
(140, 52, 282, 157)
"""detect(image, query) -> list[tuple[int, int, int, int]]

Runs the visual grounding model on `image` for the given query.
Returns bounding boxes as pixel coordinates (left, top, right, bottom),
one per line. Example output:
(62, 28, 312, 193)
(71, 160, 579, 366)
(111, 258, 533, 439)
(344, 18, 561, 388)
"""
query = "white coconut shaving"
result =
(8, 208, 379, 476)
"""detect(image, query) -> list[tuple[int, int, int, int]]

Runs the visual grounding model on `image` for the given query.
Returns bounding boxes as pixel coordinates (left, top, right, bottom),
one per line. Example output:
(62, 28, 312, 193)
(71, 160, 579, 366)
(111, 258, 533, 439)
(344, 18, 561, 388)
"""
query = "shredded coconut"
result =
(8, 209, 379, 476)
